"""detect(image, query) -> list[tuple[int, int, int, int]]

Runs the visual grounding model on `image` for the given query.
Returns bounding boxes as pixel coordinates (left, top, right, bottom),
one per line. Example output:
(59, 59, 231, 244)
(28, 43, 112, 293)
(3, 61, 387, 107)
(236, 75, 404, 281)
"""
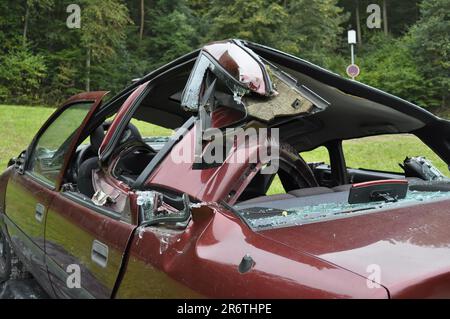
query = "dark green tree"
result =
(408, 0, 449, 108)
(0, 0, 444, 114)
(358, 34, 429, 108)
(283, 0, 349, 64)
(80, 0, 132, 91)
(145, 0, 199, 68)
(0, 48, 47, 103)
(203, 0, 288, 48)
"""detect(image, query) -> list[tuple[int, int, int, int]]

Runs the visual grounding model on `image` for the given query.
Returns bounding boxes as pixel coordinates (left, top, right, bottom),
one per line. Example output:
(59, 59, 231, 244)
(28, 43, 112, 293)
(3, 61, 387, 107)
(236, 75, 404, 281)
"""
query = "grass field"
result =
(0, 105, 448, 195)
(0, 105, 174, 168)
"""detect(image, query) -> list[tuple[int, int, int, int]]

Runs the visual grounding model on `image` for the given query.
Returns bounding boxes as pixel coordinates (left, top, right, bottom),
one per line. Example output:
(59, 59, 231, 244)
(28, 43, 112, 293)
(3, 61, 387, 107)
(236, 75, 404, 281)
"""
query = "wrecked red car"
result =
(1, 40, 450, 298)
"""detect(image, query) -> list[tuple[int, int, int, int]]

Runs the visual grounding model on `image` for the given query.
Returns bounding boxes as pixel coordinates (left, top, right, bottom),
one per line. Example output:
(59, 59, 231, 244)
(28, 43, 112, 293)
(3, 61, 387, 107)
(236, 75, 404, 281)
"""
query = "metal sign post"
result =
(347, 30, 359, 80)
(351, 43, 355, 65)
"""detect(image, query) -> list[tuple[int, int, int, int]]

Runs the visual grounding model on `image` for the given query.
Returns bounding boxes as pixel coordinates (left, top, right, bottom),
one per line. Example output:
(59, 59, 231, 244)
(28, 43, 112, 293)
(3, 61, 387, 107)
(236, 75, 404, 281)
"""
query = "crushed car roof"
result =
(96, 39, 450, 163)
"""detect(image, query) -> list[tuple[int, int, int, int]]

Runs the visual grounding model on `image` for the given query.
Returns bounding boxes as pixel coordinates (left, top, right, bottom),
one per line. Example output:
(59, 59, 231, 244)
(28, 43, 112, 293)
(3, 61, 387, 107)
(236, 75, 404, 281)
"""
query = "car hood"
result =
(259, 198, 450, 298)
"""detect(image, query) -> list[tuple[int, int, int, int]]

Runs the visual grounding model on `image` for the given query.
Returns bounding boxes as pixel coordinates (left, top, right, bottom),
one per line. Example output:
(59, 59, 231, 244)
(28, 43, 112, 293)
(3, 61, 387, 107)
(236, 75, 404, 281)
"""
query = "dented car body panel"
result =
(116, 206, 388, 299)
(260, 198, 450, 298)
(1, 40, 450, 298)
(146, 122, 266, 204)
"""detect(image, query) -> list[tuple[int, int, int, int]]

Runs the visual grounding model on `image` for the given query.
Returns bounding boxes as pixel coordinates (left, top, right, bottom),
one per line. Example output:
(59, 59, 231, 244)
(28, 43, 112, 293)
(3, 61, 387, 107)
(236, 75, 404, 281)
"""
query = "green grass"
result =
(0, 105, 172, 169)
(301, 136, 448, 173)
(266, 135, 448, 195)
(0, 105, 55, 168)
(1, 105, 448, 197)
(130, 118, 173, 137)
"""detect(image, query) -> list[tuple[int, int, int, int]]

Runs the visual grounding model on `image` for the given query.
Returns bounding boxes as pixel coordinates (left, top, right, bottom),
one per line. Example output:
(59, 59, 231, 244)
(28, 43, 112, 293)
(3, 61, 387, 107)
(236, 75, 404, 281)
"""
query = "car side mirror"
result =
(9, 150, 26, 172)
(137, 191, 191, 227)
(8, 157, 16, 167)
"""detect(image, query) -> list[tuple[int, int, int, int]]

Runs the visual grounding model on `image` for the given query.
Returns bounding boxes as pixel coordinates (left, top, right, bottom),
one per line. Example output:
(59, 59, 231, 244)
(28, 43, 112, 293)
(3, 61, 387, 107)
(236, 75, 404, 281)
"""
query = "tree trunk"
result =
(383, 0, 388, 36)
(139, 0, 144, 41)
(85, 47, 91, 92)
(23, 2, 30, 46)
(355, 0, 362, 46)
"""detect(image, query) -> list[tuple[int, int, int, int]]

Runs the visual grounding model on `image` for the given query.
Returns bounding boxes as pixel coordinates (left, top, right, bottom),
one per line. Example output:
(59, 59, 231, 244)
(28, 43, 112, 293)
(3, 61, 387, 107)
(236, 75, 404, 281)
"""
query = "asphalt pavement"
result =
(0, 278, 48, 299)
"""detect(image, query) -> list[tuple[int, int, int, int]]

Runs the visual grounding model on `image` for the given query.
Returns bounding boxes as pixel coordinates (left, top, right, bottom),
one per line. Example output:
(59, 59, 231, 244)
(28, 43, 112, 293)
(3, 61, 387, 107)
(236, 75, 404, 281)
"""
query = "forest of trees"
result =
(0, 0, 448, 112)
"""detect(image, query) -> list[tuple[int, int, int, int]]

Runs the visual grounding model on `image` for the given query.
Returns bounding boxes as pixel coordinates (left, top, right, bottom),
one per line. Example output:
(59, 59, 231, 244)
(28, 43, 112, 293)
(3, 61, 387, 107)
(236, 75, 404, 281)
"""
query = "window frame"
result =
(25, 102, 94, 188)
(341, 133, 448, 175)
(23, 93, 107, 190)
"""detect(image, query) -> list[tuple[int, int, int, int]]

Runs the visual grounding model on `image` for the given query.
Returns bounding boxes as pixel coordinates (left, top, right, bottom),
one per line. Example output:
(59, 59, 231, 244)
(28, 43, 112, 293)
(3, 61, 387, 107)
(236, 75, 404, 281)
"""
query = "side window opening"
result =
(266, 174, 285, 195)
(28, 102, 93, 187)
(64, 89, 191, 220)
(61, 111, 177, 222)
(302, 146, 331, 166)
(235, 134, 450, 229)
(236, 134, 450, 207)
(237, 144, 333, 204)
(264, 146, 331, 196)
(71, 116, 174, 190)
(343, 134, 448, 175)
(129, 118, 173, 152)
(109, 117, 174, 186)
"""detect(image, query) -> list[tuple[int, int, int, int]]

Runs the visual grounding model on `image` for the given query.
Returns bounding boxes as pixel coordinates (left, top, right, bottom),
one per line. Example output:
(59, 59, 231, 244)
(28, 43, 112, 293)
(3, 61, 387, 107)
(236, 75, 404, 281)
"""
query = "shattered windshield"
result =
(180, 40, 329, 124)
(236, 190, 450, 230)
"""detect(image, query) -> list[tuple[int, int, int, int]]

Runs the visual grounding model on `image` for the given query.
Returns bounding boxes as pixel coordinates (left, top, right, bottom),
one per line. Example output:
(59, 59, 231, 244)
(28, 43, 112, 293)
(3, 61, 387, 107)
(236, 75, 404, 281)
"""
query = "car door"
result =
(44, 85, 149, 299)
(3, 92, 108, 297)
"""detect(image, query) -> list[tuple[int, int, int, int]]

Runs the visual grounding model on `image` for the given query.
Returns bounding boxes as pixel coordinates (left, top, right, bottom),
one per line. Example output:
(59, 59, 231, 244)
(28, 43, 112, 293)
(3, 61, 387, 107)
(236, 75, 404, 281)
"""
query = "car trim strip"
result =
(61, 191, 122, 221)
(24, 171, 56, 191)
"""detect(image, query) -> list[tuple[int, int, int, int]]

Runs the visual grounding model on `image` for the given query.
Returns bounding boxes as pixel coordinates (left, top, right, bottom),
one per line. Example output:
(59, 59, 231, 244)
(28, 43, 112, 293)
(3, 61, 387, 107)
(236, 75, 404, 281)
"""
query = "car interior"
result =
(68, 109, 450, 216)
(62, 51, 450, 219)
(64, 62, 196, 198)
(73, 120, 158, 198)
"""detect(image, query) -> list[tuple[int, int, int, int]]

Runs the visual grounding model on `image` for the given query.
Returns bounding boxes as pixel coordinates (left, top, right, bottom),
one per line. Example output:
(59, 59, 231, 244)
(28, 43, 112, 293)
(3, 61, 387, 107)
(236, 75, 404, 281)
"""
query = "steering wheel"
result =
(275, 142, 319, 191)
(71, 121, 153, 182)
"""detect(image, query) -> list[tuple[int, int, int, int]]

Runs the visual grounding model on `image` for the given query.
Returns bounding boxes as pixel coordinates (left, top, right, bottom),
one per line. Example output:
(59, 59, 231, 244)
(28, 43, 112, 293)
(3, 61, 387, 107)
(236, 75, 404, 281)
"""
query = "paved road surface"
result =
(0, 278, 48, 299)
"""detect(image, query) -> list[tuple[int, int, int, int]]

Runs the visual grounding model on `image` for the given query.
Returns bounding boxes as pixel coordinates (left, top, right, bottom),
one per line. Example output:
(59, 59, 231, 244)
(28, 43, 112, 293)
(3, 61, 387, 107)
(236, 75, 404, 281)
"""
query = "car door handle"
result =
(35, 203, 45, 222)
(91, 240, 109, 268)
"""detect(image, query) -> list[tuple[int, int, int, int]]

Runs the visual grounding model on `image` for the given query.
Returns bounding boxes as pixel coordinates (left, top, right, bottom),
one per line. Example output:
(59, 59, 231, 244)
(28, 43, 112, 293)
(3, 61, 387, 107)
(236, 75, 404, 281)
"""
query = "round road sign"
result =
(346, 64, 360, 78)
